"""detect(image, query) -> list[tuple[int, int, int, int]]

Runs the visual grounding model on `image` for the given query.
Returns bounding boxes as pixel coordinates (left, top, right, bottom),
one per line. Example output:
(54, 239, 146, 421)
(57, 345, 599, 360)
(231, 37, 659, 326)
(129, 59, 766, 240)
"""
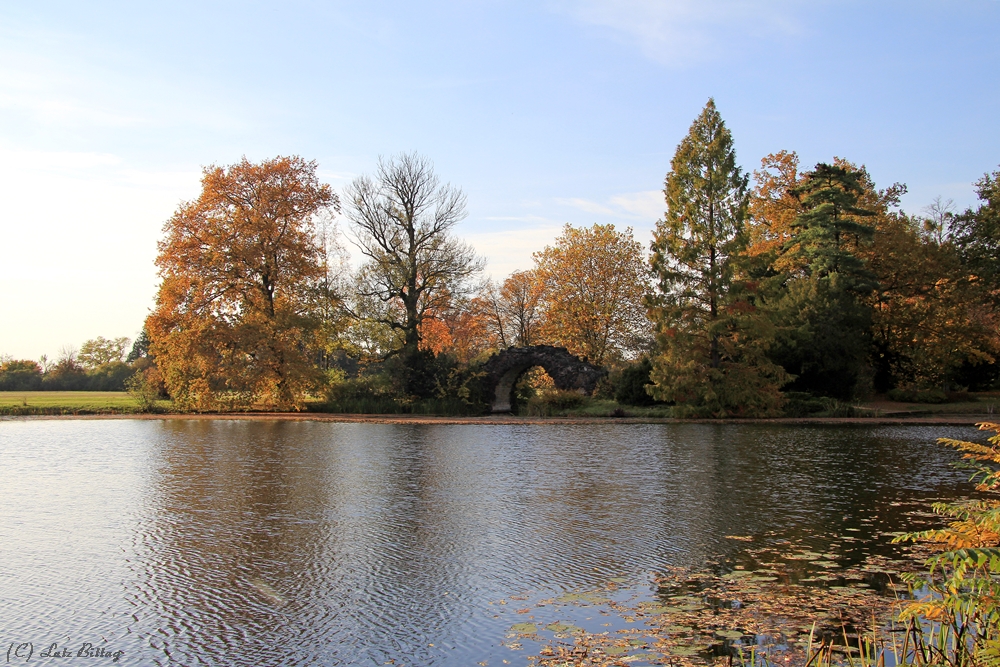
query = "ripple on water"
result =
(0, 420, 985, 665)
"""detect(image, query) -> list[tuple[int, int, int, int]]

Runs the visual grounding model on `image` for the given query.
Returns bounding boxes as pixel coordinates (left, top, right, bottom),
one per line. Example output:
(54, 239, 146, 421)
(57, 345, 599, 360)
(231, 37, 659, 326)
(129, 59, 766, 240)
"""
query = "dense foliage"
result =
(647, 99, 789, 417)
(893, 423, 1000, 666)
(147, 156, 339, 411)
(0, 343, 134, 392)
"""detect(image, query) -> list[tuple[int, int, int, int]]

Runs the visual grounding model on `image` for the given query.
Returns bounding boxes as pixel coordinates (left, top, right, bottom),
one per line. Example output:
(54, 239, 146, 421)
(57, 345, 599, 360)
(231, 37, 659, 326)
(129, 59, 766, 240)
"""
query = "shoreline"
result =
(2, 412, 994, 426)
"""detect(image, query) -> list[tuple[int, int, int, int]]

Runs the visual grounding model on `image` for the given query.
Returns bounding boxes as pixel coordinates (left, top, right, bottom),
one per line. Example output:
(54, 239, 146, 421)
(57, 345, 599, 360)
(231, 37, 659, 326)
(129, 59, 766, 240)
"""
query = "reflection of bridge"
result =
(480, 345, 607, 413)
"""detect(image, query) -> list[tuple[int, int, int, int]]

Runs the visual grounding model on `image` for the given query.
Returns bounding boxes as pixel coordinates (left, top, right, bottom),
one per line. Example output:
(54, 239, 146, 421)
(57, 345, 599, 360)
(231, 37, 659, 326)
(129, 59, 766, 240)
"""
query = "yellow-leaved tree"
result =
(147, 156, 339, 411)
(533, 223, 650, 366)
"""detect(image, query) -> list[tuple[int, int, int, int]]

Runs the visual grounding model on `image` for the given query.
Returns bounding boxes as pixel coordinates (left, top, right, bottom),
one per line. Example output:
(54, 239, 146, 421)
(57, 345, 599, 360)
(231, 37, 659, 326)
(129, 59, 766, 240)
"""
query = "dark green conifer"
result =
(787, 163, 876, 290)
(770, 163, 878, 398)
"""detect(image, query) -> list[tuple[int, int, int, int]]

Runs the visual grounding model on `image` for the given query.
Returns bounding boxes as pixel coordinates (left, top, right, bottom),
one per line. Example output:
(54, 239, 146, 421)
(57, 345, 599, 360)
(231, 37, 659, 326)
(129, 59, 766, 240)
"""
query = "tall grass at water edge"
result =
(739, 422, 1000, 667)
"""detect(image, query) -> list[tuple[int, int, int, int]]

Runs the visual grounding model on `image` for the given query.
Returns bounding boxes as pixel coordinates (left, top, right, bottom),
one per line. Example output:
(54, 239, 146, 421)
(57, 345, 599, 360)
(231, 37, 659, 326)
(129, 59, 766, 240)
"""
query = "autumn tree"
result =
(533, 223, 649, 366)
(411, 290, 498, 363)
(147, 156, 339, 411)
(864, 206, 998, 392)
(953, 167, 1000, 301)
(648, 99, 788, 416)
(746, 151, 804, 269)
(344, 153, 482, 394)
(855, 169, 1000, 392)
(481, 270, 545, 349)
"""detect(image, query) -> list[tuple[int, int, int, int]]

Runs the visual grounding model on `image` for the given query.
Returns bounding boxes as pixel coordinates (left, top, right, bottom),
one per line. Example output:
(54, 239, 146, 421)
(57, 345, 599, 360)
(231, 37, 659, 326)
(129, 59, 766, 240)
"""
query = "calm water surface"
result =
(0, 420, 985, 665)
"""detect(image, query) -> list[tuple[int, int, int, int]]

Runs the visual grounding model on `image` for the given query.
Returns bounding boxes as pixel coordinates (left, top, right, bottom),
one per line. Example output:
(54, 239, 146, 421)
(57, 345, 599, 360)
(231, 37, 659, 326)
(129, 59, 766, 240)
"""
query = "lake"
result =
(0, 420, 985, 665)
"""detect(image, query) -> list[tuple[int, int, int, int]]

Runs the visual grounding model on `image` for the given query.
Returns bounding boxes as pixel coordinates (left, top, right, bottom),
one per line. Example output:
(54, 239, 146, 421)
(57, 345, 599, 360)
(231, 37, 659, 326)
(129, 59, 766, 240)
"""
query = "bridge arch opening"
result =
(494, 365, 557, 413)
(480, 345, 606, 413)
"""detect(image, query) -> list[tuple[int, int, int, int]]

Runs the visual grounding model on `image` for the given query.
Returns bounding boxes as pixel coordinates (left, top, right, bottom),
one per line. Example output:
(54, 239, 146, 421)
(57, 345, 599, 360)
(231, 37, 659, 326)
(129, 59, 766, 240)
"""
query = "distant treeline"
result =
(0, 336, 141, 392)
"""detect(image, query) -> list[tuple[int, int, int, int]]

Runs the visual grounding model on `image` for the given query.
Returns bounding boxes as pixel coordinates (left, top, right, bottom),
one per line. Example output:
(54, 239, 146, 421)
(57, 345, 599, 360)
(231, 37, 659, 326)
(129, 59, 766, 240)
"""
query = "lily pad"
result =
(642, 605, 671, 615)
(510, 623, 537, 634)
(715, 630, 746, 640)
(669, 646, 701, 657)
(545, 622, 583, 634)
(605, 646, 628, 655)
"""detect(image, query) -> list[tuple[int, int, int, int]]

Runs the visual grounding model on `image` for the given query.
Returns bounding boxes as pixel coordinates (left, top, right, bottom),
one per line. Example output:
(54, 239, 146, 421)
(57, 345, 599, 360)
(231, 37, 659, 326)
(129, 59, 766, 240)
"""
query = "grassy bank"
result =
(520, 393, 1000, 419)
(2, 390, 995, 420)
(0, 391, 170, 415)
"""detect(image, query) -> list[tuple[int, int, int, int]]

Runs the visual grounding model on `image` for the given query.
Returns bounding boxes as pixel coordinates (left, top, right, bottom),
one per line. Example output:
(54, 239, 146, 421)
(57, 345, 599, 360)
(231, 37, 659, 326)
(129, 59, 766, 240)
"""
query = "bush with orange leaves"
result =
(894, 422, 1000, 665)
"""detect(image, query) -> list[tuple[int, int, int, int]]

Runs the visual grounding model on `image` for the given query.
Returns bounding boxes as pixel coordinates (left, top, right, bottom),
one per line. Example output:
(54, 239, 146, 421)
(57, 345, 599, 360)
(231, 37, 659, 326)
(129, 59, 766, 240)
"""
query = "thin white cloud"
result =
(555, 197, 619, 217)
(317, 169, 357, 185)
(558, 190, 663, 221)
(464, 224, 566, 278)
(610, 190, 663, 219)
(554, 0, 803, 66)
(464, 191, 665, 278)
(481, 214, 554, 223)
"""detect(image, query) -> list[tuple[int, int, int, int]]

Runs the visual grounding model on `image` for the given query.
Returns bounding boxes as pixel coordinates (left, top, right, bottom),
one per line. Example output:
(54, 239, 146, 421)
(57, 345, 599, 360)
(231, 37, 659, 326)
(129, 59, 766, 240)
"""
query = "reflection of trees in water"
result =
(135, 420, 334, 664)
(127, 421, 981, 665)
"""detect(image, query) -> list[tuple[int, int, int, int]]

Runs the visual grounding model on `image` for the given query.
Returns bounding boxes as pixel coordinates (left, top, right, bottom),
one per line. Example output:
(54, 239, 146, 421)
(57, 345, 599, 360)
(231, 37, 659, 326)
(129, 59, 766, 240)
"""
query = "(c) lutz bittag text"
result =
(6, 641, 125, 663)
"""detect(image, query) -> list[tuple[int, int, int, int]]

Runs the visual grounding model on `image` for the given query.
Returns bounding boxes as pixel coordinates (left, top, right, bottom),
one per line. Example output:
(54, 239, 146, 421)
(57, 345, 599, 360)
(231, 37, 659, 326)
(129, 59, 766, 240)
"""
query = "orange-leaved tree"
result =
(481, 270, 545, 349)
(147, 156, 339, 411)
(746, 150, 805, 269)
(533, 223, 650, 366)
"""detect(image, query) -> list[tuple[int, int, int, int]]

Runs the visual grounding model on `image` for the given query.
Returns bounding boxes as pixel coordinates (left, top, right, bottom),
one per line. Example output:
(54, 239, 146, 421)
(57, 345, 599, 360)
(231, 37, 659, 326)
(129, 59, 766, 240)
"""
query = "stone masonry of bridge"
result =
(480, 345, 607, 413)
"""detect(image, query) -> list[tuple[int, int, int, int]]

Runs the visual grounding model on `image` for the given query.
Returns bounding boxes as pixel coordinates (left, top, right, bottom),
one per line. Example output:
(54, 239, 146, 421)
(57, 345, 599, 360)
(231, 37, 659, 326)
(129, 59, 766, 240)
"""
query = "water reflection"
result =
(0, 420, 984, 665)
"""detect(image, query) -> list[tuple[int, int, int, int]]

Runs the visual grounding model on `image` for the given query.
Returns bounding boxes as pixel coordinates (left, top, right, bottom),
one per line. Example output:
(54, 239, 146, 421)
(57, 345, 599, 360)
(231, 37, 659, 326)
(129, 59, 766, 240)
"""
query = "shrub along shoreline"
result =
(2, 388, 997, 420)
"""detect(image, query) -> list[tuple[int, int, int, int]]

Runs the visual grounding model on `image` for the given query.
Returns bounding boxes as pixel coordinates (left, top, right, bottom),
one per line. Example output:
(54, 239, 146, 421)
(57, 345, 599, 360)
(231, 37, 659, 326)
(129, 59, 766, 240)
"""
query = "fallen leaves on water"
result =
(517, 551, 933, 667)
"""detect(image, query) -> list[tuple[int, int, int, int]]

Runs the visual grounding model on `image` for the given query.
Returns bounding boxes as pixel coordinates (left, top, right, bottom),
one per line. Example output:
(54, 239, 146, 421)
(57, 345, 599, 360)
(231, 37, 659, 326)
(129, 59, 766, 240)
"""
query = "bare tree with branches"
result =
(921, 195, 956, 245)
(344, 152, 483, 357)
(481, 271, 544, 349)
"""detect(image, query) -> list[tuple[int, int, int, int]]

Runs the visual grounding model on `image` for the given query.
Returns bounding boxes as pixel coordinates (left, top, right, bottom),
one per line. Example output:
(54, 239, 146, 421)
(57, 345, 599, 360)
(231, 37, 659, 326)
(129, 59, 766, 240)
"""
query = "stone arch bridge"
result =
(480, 345, 606, 413)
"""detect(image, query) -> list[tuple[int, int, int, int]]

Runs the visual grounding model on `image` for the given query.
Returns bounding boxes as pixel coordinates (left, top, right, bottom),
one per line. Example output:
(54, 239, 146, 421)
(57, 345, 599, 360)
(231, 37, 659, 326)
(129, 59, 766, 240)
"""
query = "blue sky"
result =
(1, 0, 997, 360)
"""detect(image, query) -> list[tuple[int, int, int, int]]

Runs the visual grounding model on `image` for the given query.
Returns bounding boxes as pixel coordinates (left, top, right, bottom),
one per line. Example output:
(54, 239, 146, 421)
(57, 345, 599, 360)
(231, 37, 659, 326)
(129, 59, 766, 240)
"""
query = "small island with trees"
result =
(2, 100, 998, 419)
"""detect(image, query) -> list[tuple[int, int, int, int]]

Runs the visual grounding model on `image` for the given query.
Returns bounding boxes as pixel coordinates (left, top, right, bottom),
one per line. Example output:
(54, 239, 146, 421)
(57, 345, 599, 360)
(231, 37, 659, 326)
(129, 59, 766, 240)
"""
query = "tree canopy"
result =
(78, 336, 130, 369)
(13, 126, 991, 416)
(345, 153, 483, 368)
(147, 155, 339, 410)
(647, 99, 788, 417)
(533, 223, 649, 366)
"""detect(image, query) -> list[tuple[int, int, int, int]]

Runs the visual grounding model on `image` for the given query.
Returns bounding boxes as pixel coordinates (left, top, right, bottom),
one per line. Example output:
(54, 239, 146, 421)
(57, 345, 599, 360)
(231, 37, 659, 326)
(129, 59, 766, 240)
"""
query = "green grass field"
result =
(0, 391, 169, 415)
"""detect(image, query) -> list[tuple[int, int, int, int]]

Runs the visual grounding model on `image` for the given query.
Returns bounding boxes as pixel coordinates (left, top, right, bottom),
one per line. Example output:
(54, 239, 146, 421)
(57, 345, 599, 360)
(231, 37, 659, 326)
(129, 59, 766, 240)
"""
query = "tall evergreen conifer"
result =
(770, 163, 877, 398)
(787, 163, 876, 288)
(647, 99, 788, 417)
